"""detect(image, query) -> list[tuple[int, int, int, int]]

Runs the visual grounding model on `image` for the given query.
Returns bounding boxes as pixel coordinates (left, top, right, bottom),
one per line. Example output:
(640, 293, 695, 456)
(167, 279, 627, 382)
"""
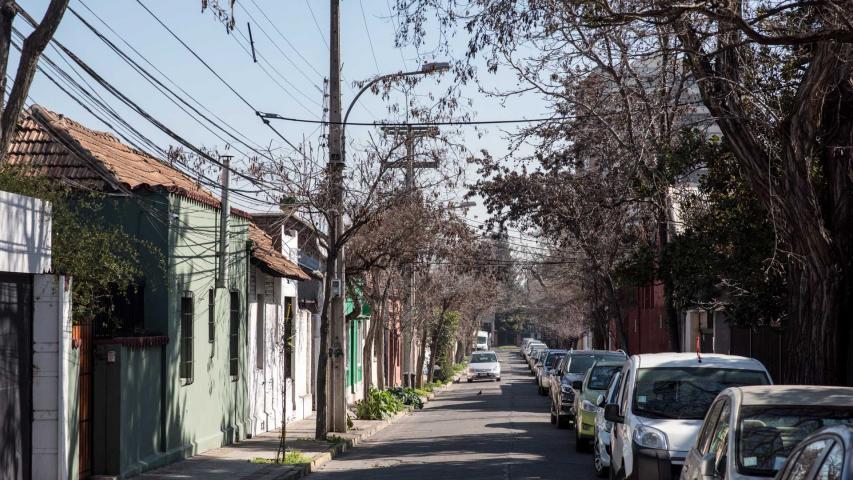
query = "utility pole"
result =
(217, 154, 232, 289)
(380, 126, 438, 386)
(327, 0, 347, 433)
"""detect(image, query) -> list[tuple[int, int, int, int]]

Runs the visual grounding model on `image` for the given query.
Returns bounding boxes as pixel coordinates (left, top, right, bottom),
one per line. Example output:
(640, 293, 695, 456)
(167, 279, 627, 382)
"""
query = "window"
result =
(588, 365, 622, 390)
(632, 367, 769, 420)
(738, 407, 853, 476)
(284, 297, 294, 379)
(180, 293, 194, 384)
(256, 294, 265, 370)
(698, 400, 726, 454)
(229, 292, 239, 377)
(816, 442, 843, 480)
(208, 289, 215, 343)
(788, 439, 831, 480)
(708, 400, 731, 461)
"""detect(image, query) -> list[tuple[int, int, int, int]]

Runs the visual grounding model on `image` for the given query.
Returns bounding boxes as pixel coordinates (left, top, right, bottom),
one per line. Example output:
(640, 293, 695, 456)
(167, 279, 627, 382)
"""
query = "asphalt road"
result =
(311, 350, 600, 480)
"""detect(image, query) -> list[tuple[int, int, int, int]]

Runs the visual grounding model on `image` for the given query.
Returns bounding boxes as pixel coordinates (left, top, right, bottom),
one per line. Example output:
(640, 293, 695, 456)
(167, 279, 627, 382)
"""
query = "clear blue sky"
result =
(18, 0, 547, 228)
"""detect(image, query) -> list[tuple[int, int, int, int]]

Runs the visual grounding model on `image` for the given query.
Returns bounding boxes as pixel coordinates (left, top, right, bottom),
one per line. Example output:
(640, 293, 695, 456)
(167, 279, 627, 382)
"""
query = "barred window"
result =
(229, 291, 239, 377)
(256, 294, 265, 370)
(208, 289, 215, 343)
(180, 294, 194, 384)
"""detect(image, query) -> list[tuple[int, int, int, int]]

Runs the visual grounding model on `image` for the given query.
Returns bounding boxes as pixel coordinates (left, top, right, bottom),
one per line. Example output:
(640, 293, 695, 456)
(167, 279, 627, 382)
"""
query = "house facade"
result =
(8, 106, 305, 478)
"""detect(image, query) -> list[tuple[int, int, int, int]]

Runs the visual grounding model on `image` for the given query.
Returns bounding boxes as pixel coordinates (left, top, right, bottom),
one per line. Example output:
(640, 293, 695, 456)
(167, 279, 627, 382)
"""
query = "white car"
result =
(467, 351, 501, 382)
(604, 353, 771, 480)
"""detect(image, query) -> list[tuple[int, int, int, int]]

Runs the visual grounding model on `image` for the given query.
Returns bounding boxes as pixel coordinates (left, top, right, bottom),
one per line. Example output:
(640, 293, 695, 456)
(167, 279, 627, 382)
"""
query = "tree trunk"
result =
(782, 260, 850, 384)
(362, 299, 382, 394)
(415, 327, 428, 388)
(314, 247, 336, 440)
(0, 0, 70, 163)
(658, 210, 681, 352)
(376, 317, 386, 390)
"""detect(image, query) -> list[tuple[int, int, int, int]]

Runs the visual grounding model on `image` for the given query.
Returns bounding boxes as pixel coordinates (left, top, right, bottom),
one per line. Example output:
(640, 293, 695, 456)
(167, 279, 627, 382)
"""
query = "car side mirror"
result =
(572, 380, 583, 391)
(700, 452, 724, 479)
(596, 394, 606, 407)
(604, 403, 623, 424)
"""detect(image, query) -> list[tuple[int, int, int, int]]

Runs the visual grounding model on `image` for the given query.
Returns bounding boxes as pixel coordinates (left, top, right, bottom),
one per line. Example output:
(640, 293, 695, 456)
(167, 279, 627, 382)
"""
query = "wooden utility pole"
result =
(217, 154, 232, 288)
(380, 125, 438, 386)
(327, 0, 347, 433)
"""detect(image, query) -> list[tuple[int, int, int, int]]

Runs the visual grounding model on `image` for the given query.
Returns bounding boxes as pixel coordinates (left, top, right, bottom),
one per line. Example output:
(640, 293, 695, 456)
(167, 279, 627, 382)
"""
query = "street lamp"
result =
(340, 61, 451, 158)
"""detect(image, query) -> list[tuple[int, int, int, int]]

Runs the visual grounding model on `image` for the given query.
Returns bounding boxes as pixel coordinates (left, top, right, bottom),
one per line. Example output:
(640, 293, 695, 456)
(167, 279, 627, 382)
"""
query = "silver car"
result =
(537, 350, 567, 395)
(594, 370, 623, 477)
(681, 385, 853, 480)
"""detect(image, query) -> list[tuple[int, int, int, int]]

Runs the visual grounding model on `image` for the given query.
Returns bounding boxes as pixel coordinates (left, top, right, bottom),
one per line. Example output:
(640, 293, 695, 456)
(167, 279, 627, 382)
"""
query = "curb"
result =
(277, 373, 463, 479)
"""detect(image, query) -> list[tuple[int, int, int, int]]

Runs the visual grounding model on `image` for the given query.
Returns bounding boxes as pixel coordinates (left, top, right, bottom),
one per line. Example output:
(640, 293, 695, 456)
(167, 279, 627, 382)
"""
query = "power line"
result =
(358, 0, 382, 73)
(76, 0, 266, 152)
(256, 111, 629, 127)
(304, 0, 329, 49)
(243, 0, 325, 81)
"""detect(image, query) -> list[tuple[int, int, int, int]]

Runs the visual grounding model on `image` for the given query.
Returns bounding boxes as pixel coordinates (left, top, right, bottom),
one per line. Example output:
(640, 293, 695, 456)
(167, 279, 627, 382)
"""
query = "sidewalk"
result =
(137, 378, 460, 480)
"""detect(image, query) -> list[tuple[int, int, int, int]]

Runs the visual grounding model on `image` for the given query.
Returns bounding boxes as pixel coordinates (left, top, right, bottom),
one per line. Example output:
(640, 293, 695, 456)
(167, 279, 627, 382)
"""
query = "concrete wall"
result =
(31, 274, 77, 480)
(0, 190, 51, 274)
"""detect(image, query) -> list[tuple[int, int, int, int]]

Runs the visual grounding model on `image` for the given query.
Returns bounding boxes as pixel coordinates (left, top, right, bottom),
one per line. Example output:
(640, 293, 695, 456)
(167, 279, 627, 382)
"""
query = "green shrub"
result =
(354, 388, 405, 420)
(388, 387, 424, 409)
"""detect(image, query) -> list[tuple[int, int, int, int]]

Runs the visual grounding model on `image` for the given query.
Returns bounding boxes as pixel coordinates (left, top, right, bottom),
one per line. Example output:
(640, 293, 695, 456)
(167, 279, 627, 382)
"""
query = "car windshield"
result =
(569, 354, 625, 374)
(737, 405, 853, 477)
(477, 335, 487, 342)
(471, 353, 497, 364)
(588, 365, 622, 390)
(632, 368, 769, 420)
(547, 353, 566, 368)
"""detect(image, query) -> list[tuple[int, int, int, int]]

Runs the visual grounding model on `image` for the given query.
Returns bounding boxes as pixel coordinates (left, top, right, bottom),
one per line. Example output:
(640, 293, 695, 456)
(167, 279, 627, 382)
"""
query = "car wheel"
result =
(575, 427, 589, 452)
(496, 377, 501, 382)
(537, 386, 545, 396)
(594, 441, 608, 478)
(467, 378, 473, 383)
(557, 414, 569, 429)
(550, 410, 557, 425)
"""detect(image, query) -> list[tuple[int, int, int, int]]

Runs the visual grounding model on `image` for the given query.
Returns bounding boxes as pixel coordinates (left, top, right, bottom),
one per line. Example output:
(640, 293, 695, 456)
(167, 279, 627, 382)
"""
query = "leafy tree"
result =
(0, 166, 161, 321)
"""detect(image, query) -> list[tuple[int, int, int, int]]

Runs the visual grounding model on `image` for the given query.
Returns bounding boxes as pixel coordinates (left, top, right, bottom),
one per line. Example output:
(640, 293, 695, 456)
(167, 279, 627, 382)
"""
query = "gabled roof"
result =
(9, 105, 307, 280)
(9, 105, 223, 209)
(249, 224, 309, 280)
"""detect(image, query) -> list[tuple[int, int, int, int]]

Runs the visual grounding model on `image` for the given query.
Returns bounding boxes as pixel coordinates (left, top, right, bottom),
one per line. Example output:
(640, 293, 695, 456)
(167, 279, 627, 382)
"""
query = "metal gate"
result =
(0, 273, 33, 480)
(75, 322, 93, 479)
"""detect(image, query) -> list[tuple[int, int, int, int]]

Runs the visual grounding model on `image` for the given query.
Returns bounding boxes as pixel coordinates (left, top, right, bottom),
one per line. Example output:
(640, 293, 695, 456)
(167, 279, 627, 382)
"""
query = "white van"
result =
(475, 330, 489, 351)
(604, 353, 771, 480)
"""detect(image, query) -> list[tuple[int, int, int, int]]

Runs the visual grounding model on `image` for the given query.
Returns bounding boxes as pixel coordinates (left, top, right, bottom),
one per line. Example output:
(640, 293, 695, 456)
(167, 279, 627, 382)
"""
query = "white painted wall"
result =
(31, 274, 76, 480)
(247, 267, 283, 436)
(0, 190, 51, 273)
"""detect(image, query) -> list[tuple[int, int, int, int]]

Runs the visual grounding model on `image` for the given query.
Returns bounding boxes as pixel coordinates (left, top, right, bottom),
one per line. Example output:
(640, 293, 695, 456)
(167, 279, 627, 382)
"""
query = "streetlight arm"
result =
(342, 69, 426, 128)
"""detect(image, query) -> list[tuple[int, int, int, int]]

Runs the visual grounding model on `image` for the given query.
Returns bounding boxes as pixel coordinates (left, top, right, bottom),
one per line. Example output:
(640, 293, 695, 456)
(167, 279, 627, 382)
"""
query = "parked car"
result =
(681, 386, 853, 480)
(550, 350, 627, 429)
(529, 344, 548, 369)
(594, 371, 624, 478)
(774, 424, 853, 480)
(467, 351, 501, 382)
(537, 349, 568, 395)
(522, 340, 538, 358)
(573, 360, 624, 451)
(604, 353, 771, 480)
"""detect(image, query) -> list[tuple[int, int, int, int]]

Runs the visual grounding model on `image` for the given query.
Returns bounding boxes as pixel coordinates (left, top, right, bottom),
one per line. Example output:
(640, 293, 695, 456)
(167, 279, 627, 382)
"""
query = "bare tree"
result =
(0, 1, 69, 161)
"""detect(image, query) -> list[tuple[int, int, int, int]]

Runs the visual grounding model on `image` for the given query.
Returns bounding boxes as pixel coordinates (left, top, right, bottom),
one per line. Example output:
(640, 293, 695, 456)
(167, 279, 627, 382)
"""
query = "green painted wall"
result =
(165, 194, 250, 460)
(92, 192, 251, 476)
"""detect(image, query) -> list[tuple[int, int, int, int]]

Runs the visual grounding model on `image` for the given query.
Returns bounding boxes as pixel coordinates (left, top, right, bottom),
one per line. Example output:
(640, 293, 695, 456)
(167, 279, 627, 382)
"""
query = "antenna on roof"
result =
(695, 335, 702, 363)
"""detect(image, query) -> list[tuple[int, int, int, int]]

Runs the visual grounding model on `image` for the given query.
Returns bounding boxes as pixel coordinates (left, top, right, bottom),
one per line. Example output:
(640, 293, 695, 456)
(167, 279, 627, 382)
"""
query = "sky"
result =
(17, 0, 550, 247)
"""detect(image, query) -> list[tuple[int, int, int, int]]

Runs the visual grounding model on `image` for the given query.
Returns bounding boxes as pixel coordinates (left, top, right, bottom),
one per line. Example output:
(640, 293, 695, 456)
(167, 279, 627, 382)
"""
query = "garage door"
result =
(0, 273, 32, 480)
